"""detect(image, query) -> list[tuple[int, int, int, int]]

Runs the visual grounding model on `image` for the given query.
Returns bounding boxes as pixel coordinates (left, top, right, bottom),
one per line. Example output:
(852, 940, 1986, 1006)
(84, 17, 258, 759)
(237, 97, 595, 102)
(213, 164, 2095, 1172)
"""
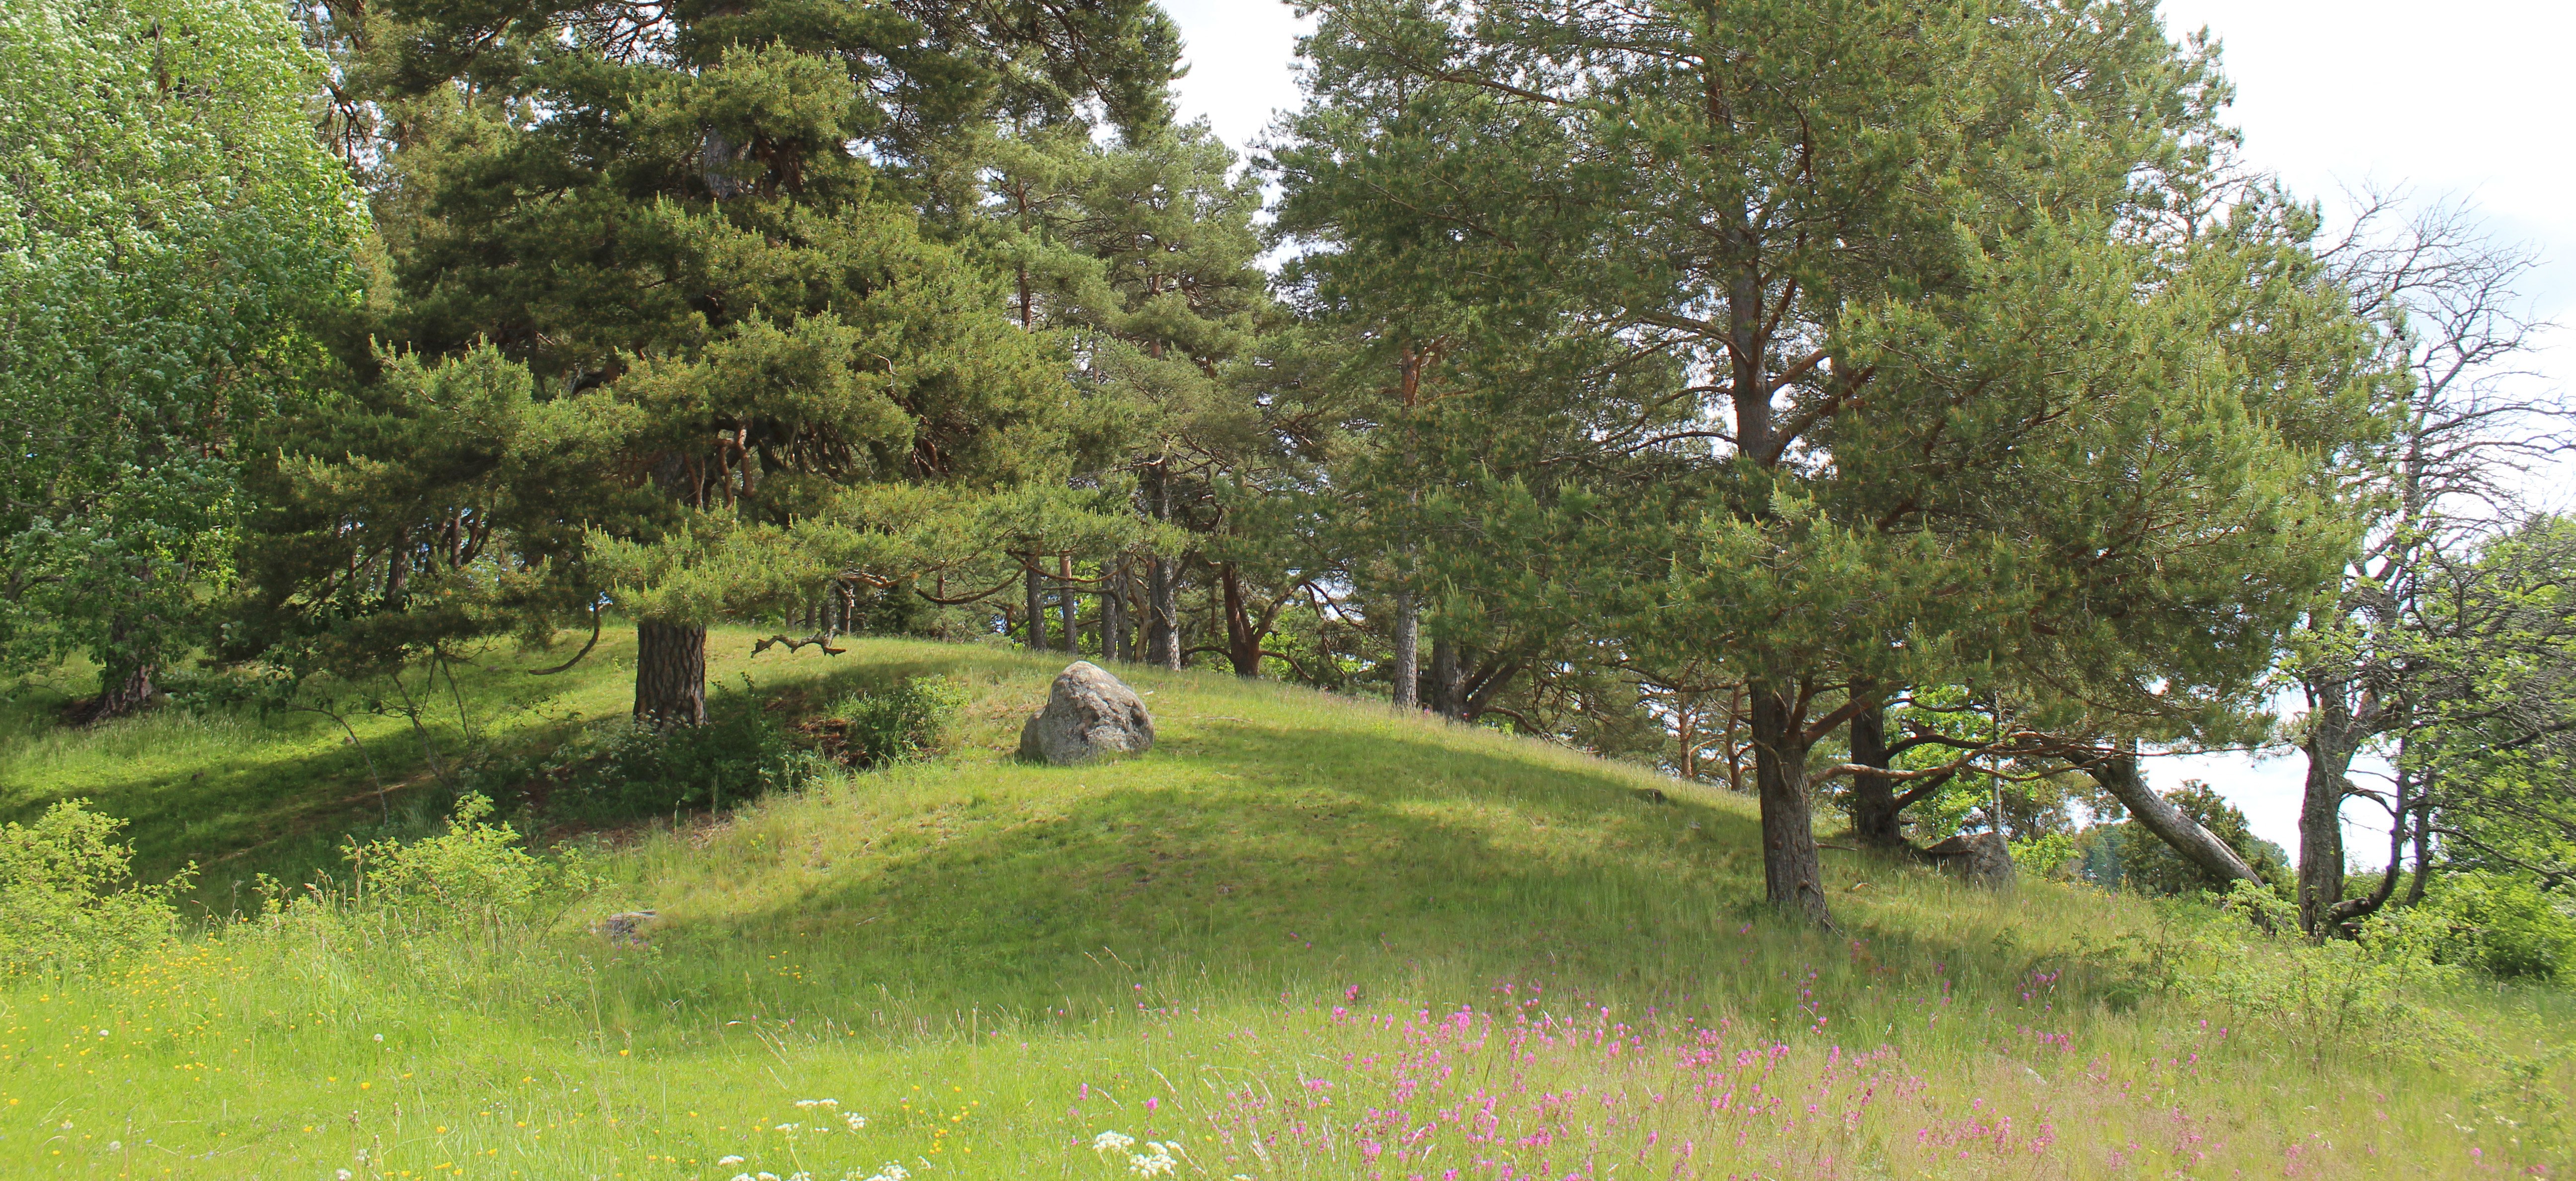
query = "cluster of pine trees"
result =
(9, 0, 2575, 937)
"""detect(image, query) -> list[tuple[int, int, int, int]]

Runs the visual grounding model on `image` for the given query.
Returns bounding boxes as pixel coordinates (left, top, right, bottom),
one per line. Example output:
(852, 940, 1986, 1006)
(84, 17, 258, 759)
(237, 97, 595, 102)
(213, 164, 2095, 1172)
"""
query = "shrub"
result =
(524, 706, 824, 821)
(346, 793, 599, 938)
(814, 675, 966, 768)
(2423, 872, 2576, 982)
(0, 800, 188, 974)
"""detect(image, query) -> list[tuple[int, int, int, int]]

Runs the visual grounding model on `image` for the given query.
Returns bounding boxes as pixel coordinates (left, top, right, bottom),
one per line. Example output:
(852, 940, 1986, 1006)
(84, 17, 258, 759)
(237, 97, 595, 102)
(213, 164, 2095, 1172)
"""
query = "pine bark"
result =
(1024, 562, 1048, 653)
(2094, 750, 2266, 887)
(1750, 682, 1833, 926)
(1391, 590, 1420, 708)
(1220, 563, 1261, 677)
(2296, 690, 2359, 936)
(1431, 637, 1462, 721)
(1847, 697, 1904, 848)
(1056, 553, 1078, 654)
(1147, 557, 1180, 669)
(633, 620, 709, 728)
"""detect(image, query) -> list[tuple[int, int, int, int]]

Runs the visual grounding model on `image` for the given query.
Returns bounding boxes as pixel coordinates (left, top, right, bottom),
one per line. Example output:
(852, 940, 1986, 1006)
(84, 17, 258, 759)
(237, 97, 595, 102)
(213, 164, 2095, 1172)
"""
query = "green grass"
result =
(3, 634, 2572, 1179)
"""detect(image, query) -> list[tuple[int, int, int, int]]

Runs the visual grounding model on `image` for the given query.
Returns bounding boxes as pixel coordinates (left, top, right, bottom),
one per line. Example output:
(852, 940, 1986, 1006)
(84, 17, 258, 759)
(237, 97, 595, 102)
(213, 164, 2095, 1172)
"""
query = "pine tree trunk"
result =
(1148, 557, 1180, 670)
(1103, 559, 1128, 661)
(1848, 696, 1905, 849)
(75, 656, 157, 724)
(1391, 590, 1420, 708)
(1750, 681, 1834, 926)
(634, 620, 708, 728)
(1057, 553, 1078, 654)
(1024, 562, 1048, 653)
(2095, 749, 2266, 888)
(2297, 708, 2356, 937)
(1431, 637, 1462, 720)
(1221, 563, 1261, 677)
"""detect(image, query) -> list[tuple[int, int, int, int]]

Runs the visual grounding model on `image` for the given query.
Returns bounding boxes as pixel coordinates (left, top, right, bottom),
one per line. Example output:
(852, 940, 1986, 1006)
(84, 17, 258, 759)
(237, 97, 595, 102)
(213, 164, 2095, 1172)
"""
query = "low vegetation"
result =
(3, 637, 2569, 1179)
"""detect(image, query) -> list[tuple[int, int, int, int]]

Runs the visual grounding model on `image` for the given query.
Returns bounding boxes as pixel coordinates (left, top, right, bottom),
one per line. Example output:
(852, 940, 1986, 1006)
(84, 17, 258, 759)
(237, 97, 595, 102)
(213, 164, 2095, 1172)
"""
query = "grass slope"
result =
(3, 635, 2571, 1179)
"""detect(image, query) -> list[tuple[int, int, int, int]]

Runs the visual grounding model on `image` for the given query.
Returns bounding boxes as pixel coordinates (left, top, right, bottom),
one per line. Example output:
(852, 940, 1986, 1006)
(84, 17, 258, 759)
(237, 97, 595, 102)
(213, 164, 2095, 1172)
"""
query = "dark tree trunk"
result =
(1220, 563, 1261, 677)
(1104, 558, 1130, 661)
(1431, 637, 1463, 721)
(1024, 562, 1048, 653)
(1056, 553, 1078, 654)
(1750, 681, 1834, 926)
(1847, 695, 1905, 849)
(1391, 590, 1420, 707)
(73, 656, 157, 724)
(634, 620, 708, 728)
(1147, 557, 1180, 670)
(2296, 695, 2358, 936)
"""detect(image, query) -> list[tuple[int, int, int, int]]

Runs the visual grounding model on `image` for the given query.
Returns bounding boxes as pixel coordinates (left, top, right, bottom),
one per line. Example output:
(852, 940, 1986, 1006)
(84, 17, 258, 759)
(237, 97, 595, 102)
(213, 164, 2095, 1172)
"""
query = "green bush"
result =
(817, 675, 966, 768)
(2424, 872, 2576, 982)
(0, 800, 188, 974)
(347, 793, 596, 930)
(515, 706, 825, 822)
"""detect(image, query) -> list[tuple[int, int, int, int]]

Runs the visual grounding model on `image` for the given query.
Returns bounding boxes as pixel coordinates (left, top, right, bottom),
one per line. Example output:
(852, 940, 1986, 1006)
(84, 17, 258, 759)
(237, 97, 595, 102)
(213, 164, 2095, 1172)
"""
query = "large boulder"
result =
(1923, 832, 2014, 890)
(1018, 662, 1155, 765)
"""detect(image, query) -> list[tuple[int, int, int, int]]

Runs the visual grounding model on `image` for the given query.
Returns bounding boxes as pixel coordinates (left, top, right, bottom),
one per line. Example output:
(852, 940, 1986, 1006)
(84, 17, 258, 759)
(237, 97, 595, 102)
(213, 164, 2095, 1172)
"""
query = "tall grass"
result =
(1, 637, 2570, 1178)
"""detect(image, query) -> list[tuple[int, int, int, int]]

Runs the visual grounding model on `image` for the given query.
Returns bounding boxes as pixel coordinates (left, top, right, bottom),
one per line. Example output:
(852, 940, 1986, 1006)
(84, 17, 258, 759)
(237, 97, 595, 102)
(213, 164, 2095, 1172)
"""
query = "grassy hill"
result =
(2, 634, 2570, 1179)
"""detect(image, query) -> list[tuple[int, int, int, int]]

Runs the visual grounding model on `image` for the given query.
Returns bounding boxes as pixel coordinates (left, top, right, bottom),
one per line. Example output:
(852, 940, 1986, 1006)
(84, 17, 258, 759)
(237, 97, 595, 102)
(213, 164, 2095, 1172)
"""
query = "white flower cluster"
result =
(1128, 1141, 1181, 1178)
(794, 1098, 841, 1109)
(1091, 1130, 1182, 1178)
(844, 1112, 867, 1131)
(857, 1163, 909, 1181)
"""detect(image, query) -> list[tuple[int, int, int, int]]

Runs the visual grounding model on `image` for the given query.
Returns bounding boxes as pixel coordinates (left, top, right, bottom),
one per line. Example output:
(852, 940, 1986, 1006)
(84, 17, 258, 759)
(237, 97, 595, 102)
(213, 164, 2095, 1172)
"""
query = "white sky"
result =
(1157, 0, 2576, 865)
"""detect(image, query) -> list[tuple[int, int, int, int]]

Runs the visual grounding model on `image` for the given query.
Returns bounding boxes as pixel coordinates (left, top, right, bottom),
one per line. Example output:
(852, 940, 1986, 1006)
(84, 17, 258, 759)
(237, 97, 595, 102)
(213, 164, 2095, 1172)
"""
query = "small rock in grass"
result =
(1018, 662, 1155, 765)
(596, 910, 659, 947)
(1923, 832, 2014, 890)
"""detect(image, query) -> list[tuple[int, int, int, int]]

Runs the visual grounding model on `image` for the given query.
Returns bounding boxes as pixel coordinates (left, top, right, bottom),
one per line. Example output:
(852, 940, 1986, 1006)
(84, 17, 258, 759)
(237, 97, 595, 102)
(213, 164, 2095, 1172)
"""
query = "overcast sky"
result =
(1154, 0, 2576, 864)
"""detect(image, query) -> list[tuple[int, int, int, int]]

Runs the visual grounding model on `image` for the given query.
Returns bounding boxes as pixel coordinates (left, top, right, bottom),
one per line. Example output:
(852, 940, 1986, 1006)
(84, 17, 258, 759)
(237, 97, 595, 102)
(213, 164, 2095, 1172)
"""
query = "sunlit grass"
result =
(2, 636, 2570, 1178)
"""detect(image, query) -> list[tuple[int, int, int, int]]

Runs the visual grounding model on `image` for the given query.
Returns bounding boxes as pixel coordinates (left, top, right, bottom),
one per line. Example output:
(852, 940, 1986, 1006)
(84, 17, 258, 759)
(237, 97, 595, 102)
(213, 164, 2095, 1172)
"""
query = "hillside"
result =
(2, 635, 2571, 1179)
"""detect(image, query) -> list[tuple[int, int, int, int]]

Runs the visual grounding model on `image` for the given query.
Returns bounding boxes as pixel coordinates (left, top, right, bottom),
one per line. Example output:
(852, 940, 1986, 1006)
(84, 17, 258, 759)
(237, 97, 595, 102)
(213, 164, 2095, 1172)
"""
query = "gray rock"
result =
(595, 910, 658, 947)
(1018, 662, 1155, 765)
(1923, 832, 2014, 890)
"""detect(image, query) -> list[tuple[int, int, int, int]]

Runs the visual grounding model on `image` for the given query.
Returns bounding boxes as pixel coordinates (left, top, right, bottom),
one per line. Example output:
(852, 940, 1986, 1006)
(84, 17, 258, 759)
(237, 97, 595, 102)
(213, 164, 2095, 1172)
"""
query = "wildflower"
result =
(337, 1172, 353, 1181)
(1129, 1141, 1180, 1178)
(1093, 1130, 1137, 1154)
(373, 1033, 384, 1042)
(718, 1155, 746, 1165)
(844, 1113, 868, 1131)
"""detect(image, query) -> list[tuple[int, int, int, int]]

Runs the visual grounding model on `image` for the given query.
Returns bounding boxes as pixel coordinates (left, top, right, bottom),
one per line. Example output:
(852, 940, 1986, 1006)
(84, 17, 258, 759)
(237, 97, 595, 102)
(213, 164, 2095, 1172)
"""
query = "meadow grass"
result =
(3, 635, 2571, 1179)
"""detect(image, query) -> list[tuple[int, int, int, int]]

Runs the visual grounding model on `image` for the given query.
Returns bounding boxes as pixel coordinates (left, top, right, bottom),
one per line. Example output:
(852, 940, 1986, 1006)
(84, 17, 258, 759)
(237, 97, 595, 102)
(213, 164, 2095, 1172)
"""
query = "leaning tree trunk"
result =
(634, 620, 708, 728)
(2093, 750, 2265, 887)
(1391, 590, 1420, 708)
(1847, 696, 1906, 849)
(1749, 680, 1834, 926)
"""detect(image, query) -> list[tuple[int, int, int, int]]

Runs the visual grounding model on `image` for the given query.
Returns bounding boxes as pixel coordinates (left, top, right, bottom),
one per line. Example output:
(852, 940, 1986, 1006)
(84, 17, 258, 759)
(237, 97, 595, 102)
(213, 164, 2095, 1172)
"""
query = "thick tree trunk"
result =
(1749, 682, 1834, 926)
(1391, 590, 1420, 708)
(634, 620, 708, 728)
(1847, 696, 1905, 849)
(2296, 697, 2358, 936)
(1432, 637, 1462, 720)
(2094, 751, 2264, 887)
(1220, 563, 1261, 677)
(74, 656, 157, 724)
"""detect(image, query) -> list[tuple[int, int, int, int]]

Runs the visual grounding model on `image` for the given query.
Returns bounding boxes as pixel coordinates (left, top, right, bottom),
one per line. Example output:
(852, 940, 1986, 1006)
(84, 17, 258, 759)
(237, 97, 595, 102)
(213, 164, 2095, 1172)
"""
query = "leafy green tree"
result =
(0, 0, 361, 719)
(1276, 0, 2377, 924)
